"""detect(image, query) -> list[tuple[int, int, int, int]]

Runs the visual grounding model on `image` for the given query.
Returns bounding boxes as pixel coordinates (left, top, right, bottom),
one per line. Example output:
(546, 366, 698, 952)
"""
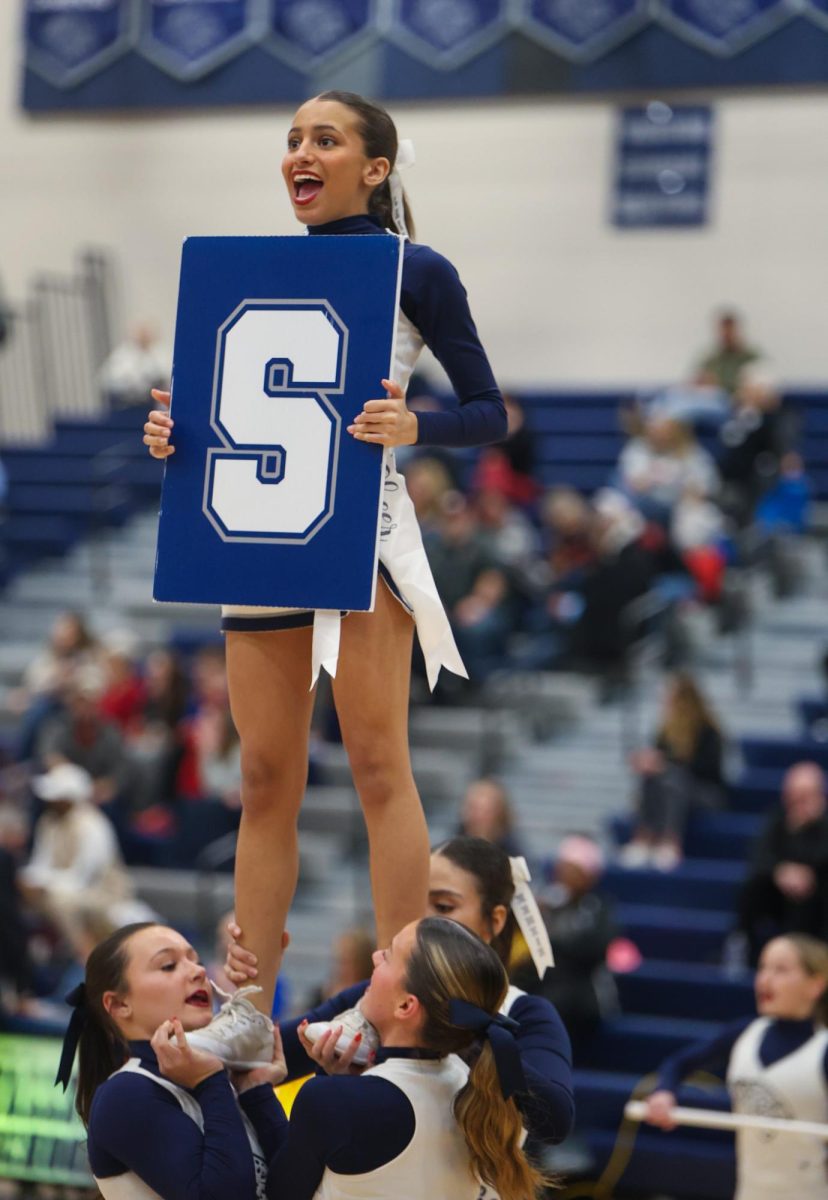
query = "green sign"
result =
(0, 1034, 91, 1185)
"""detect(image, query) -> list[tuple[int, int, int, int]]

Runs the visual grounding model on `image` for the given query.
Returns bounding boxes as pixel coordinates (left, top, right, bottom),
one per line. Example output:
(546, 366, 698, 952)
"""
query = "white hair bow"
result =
(510, 856, 555, 979)
(389, 138, 415, 240)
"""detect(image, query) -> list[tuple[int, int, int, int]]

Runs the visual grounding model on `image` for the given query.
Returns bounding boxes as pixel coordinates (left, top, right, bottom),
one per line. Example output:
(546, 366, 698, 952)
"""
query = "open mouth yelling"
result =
(293, 173, 323, 206)
(185, 988, 211, 1008)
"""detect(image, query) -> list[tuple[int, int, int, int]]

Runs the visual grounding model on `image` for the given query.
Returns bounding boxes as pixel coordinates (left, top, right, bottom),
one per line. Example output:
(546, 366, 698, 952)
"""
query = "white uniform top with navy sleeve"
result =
(313, 1054, 498, 1200)
(86, 1042, 282, 1200)
(726, 1017, 828, 1200)
(277, 981, 574, 1153)
(221, 214, 507, 690)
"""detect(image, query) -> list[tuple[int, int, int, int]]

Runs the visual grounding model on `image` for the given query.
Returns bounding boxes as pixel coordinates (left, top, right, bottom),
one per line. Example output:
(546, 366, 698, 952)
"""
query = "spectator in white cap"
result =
(20, 763, 152, 957)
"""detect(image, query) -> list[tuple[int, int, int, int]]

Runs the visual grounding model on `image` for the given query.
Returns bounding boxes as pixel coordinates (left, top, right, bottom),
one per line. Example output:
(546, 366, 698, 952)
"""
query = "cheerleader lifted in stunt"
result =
(143, 91, 506, 1066)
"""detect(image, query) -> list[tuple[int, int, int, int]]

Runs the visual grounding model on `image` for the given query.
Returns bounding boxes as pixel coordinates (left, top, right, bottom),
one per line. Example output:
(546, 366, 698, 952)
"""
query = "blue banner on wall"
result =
(515, 0, 649, 63)
(19, 0, 828, 108)
(24, 0, 134, 88)
(154, 234, 402, 612)
(613, 103, 714, 229)
(138, 0, 264, 80)
(803, 0, 828, 28)
(385, 0, 508, 67)
(655, 0, 798, 56)
(264, 0, 377, 68)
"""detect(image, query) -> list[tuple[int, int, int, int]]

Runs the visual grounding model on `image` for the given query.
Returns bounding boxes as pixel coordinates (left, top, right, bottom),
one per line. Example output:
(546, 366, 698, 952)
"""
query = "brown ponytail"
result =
(75, 922, 159, 1126)
(316, 90, 416, 239)
(405, 918, 548, 1200)
(455, 1042, 537, 1200)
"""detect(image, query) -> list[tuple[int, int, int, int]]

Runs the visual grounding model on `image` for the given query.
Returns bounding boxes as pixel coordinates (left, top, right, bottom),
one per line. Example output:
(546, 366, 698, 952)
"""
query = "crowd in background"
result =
(0, 306, 825, 1068)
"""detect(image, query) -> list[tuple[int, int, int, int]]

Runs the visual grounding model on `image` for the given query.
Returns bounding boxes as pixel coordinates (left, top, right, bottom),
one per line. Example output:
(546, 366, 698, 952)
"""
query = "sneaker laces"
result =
(206, 981, 267, 1030)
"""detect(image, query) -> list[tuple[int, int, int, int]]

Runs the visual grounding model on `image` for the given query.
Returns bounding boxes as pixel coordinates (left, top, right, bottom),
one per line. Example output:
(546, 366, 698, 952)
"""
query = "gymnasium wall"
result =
(2, 6, 827, 389)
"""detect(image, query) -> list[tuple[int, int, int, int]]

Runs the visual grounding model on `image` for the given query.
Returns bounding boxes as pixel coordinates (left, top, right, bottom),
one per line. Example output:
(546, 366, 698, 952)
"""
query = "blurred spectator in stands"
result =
(694, 309, 761, 397)
(194, 706, 241, 810)
(191, 643, 228, 716)
(671, 484, 729, 603)
(541, 488, 595, 585)
(305, 927, 376, 1009)
(568, 489, 654, 680)
(98, 321, 170, 409)
(646, 381, 730, 428)
(35, 666, 135, 814)
(620, 672, 725, 871)
(19, 763, 152, 960)
(98, 630, 147, 735)
(754, 451, 812, 599)
(176, 644, 231, 796)
(425, 491, 513, 680)
(11, 611, 99, 760)
(456, 777, 522, 857)
(403, 456, 453, 537)
(518, 490, 597, 672)
(472, 394, 539, 506)
(474, 484, 541, 613)
(755, 451, 811, 537)
(617, 415, 719, 526)
(719, 363, 788, 526)
(171, 646, 242, 859)
(732, 762, 828, 966)
(0, 804, 35, 1012)
(128, 647, 189, 811)
(514, 835, 616, 1059)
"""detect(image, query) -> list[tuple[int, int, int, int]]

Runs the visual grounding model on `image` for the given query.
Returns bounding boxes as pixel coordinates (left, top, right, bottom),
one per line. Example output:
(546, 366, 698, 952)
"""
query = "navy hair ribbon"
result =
(55, 983, 88, 1091)
(448, 998, 526, 1100)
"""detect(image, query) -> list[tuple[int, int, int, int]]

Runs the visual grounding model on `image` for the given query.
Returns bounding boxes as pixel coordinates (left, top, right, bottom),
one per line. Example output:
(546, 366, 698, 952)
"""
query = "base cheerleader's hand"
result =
(144, 389, 175, 459)
(643, 1090, 678, 1130)
(223, 922, 289, 986)
(152, 1018, 223, 1089)
(348, 379, 418, 447)
(232, 1028, 288, 1093)
(297, 1021, 370, 1075)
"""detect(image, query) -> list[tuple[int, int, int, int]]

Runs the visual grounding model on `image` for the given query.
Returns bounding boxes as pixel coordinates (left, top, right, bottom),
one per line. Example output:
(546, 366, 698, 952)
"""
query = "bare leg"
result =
(333, 584, 429, 948)
(226, 627, 315, 1013)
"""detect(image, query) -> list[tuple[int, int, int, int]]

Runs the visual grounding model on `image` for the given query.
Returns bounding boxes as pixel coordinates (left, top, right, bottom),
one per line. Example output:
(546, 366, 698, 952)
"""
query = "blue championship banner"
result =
(514, 0, 650, 64)
(25, 0, 135, 88)
(153, 235, 403, 611)
(138, 0, 264, 80)
(655, 0, 798, 56)
(613, 102, 713, 229)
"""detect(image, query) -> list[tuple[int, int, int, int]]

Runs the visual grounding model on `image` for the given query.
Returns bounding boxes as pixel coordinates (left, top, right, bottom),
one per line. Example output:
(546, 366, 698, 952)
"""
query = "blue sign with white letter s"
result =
(154, 235, 402, 610)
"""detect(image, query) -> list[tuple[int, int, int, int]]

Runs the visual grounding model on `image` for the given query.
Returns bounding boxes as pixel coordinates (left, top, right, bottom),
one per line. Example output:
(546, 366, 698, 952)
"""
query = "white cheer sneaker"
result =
(304, 1003, 379, 1067)
(187, 983, 274, 1069)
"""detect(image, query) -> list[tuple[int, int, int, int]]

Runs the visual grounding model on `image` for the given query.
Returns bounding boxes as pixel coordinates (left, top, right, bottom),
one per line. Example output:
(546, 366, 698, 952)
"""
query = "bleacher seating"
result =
(3, 386, 828, 592)
(517, 388, 828, 502)
(0, 407, 161, 586)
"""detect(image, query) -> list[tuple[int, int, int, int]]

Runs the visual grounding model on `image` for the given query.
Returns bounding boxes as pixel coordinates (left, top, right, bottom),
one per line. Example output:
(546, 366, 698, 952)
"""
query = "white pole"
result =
(625, 1100, 828, 1141)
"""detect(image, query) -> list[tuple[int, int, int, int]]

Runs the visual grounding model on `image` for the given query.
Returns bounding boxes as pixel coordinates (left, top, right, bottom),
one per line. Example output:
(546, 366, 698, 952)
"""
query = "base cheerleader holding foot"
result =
(228, 836, 575, 1149)
(244, 918, 550, 1200)
(55, 922, 288, 1200)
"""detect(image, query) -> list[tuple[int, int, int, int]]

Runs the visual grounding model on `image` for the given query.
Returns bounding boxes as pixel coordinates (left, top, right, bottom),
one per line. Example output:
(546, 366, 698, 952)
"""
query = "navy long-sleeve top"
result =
(280, 980, 575, 1146)
(655, 1017, 828, 1094)
(307, 215, 506, 448)
(86, 1040, 286, 1200)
